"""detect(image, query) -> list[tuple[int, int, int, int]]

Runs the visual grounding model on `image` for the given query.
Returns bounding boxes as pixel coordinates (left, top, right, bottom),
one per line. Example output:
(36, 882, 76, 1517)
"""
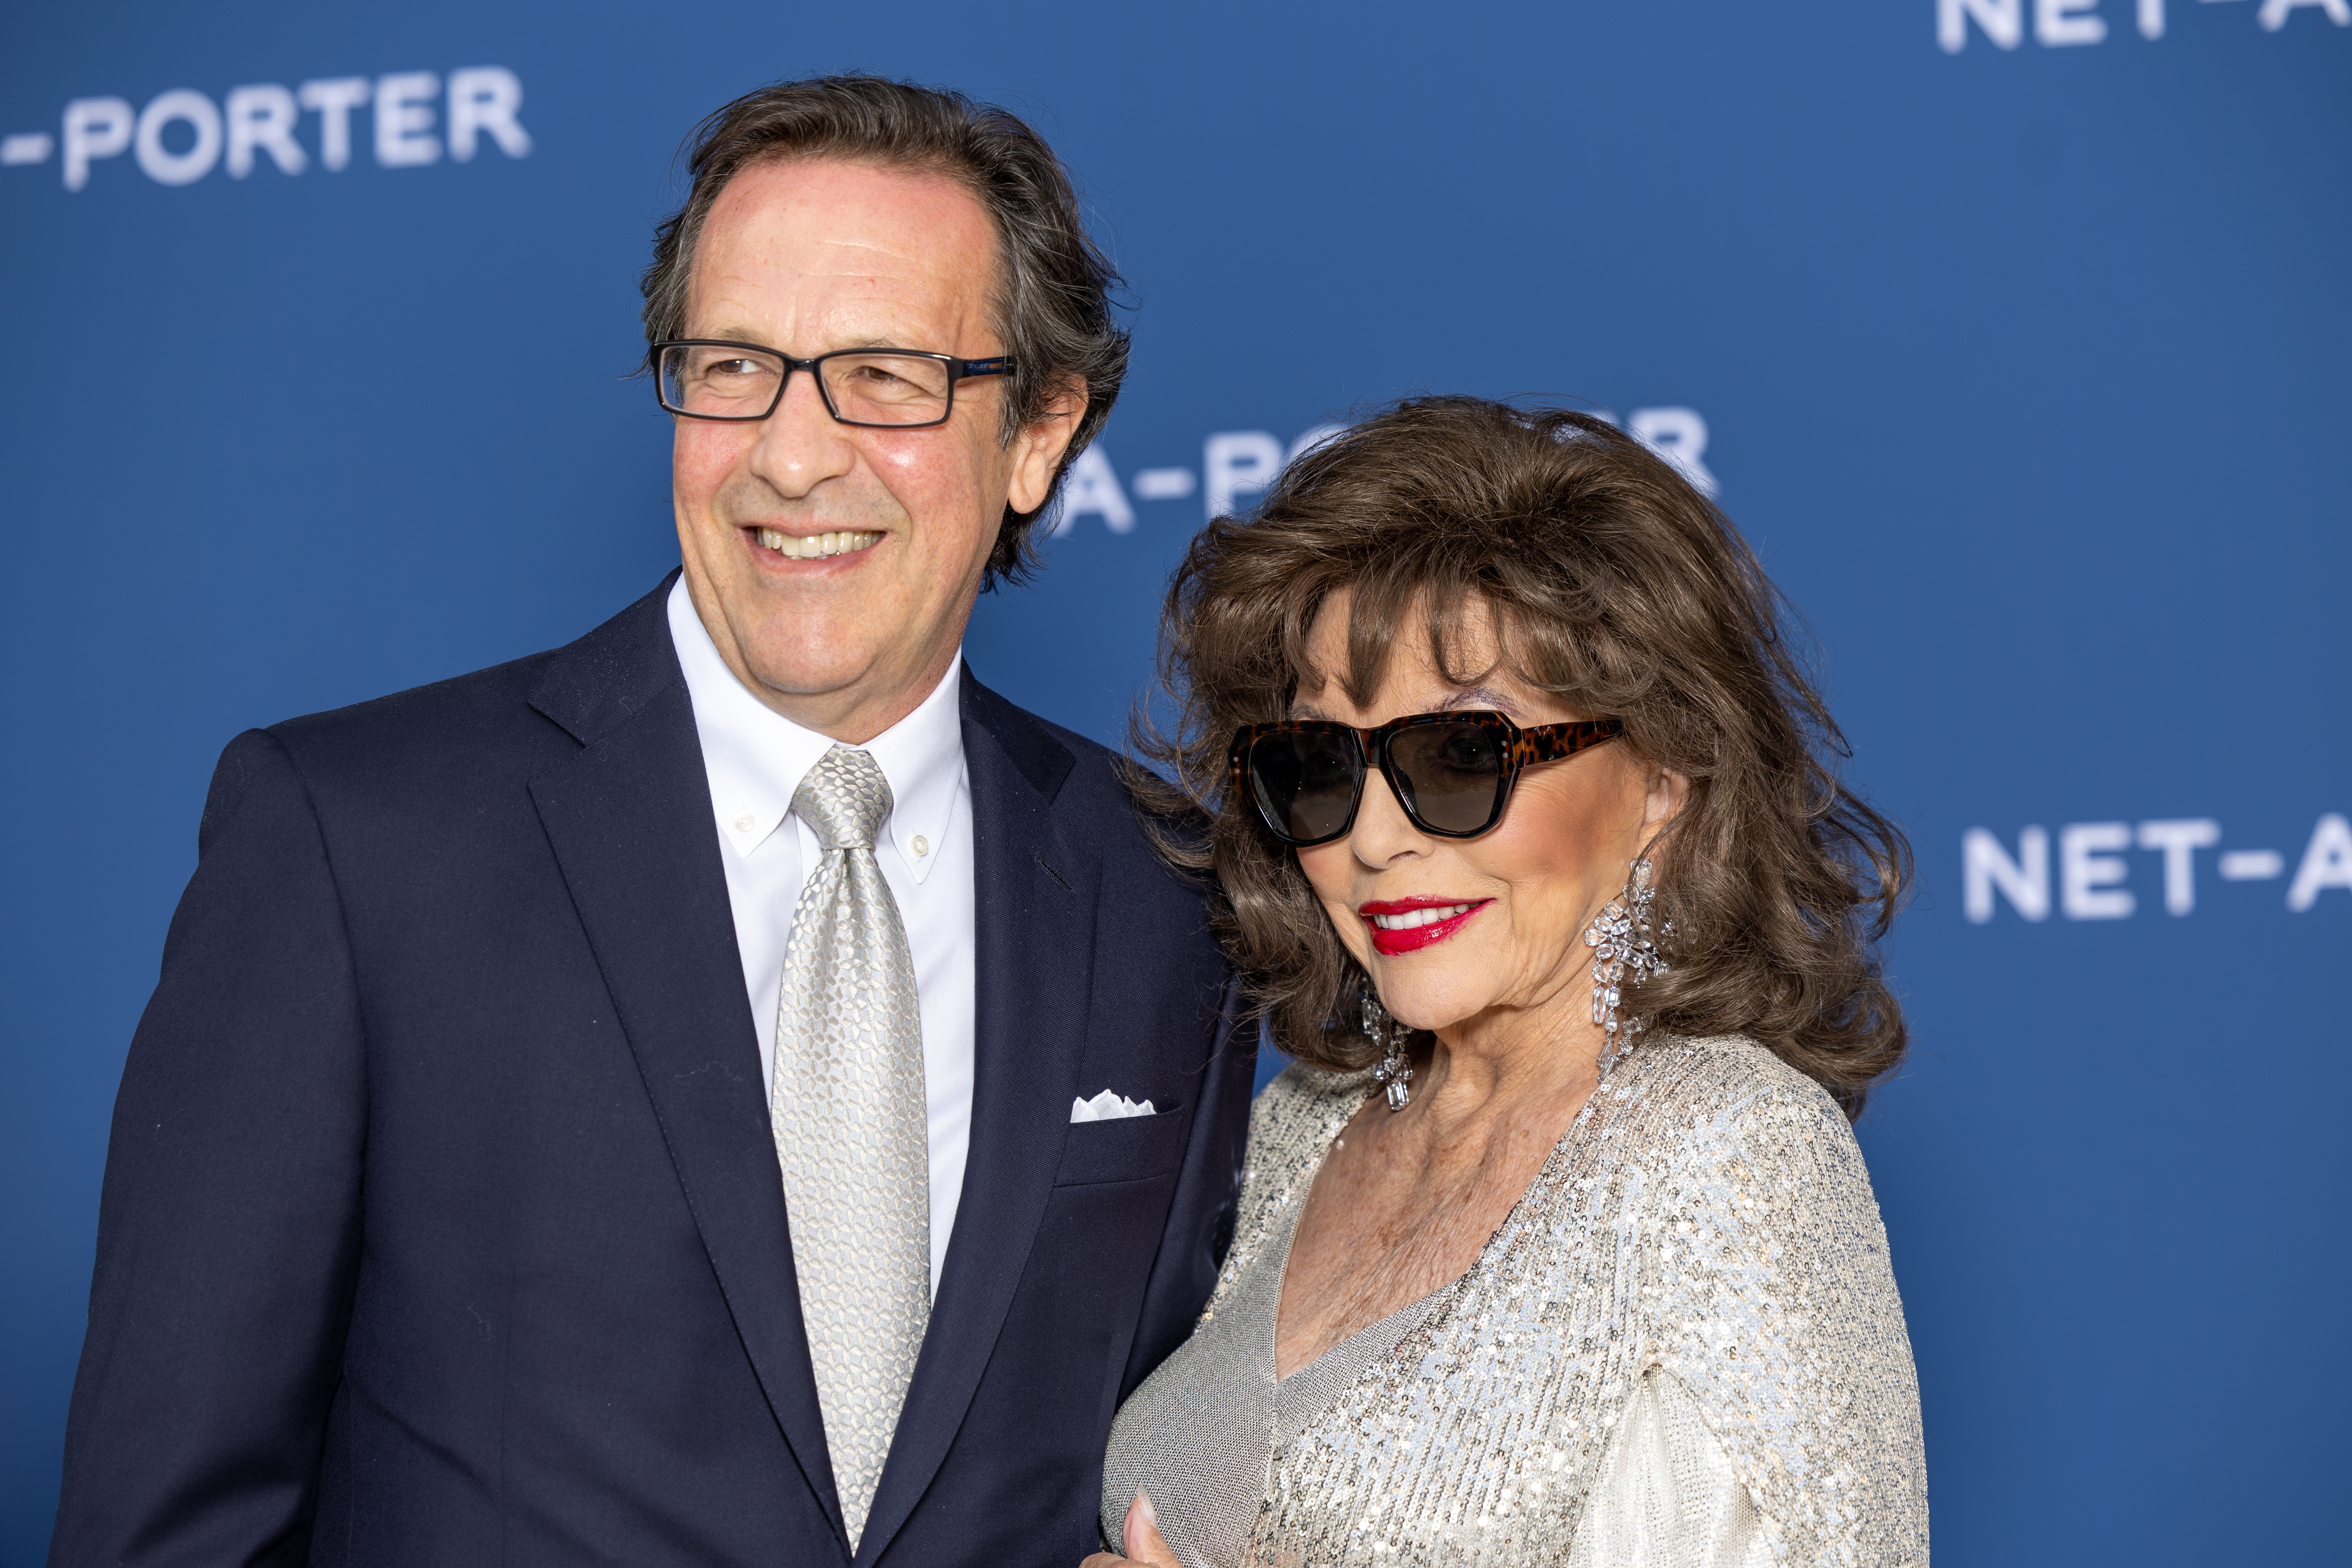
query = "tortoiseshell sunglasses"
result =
(1228, 712, 1624, 848)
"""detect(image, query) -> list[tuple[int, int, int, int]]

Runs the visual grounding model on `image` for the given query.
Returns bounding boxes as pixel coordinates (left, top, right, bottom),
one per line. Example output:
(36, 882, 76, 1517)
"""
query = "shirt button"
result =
(734, 813, 756, 832)
(911, 835, 930, 858)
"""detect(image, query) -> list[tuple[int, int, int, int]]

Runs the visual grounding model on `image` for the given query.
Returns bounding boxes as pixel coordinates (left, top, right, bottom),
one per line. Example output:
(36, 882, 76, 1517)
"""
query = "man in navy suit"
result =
(49, 76, 1252, 1567)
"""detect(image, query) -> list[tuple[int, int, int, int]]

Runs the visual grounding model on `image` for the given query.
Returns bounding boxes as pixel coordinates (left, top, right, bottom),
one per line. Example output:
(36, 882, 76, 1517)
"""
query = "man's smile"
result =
(754, 526, 884, 560)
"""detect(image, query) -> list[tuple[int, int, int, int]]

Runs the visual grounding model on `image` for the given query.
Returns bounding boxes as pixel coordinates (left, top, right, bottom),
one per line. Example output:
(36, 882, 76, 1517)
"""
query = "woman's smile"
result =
(1358, 897, 1493, 956)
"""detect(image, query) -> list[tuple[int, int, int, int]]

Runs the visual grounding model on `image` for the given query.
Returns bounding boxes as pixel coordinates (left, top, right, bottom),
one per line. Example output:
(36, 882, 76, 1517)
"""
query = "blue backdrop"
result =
(3, 3, 2345, 1562)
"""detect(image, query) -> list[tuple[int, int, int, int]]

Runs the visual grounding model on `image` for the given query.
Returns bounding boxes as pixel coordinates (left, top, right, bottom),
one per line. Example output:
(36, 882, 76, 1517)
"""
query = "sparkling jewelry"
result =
(1583, 857, 1671, 1076)
(1363, 986, 1413, 1112)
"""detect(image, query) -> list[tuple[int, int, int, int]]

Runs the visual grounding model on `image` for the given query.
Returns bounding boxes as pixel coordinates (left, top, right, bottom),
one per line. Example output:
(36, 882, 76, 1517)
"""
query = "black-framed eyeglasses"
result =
(653, 339, 1014, 428)
(1228, 711, 1624, 848)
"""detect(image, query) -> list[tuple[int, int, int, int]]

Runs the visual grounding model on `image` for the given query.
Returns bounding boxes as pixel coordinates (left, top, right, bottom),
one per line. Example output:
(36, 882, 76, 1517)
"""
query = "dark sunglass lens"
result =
(1251, 732, 1361, 843)
(1388, 722, 1506, 835)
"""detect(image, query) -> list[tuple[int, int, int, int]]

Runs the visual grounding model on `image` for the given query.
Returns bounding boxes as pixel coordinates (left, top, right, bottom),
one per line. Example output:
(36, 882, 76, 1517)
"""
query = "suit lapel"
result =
(856, 674, 1095, 1566)
(524, 579, 846, 1548)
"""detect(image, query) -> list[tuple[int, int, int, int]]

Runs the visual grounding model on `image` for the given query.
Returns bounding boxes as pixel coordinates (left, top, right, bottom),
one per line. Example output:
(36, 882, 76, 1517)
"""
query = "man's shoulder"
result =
(269, 646, 558, 753)
(1014, 705, 1122, 808)
(958, 672, 1111, 810)
(957, 675, 1218, 913)
(960, 677, 1181, 837)
(262, 579, 675, 787)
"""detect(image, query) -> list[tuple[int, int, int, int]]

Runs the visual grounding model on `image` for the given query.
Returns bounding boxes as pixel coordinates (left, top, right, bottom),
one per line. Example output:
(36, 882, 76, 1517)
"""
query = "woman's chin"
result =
(1370, 984, 1477, 1040)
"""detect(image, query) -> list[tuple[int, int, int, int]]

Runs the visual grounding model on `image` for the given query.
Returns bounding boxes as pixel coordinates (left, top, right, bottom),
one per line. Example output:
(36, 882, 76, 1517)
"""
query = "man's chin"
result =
(739, 643, 890, 703)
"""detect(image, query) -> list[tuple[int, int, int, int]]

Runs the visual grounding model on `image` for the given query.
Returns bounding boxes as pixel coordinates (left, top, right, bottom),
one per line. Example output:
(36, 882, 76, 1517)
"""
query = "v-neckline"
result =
(1262, 1198, 1441, 1390)
(1267, 1075, 1602, 1384)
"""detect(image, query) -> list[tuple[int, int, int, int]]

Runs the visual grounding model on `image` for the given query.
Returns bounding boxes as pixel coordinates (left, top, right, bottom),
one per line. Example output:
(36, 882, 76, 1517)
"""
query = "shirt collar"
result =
(666, 577, 965, 884)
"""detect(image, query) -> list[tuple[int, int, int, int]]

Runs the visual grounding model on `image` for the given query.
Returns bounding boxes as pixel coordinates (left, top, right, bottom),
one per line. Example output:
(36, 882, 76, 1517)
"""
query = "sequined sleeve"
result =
(1633, 1073, 1929, 1566)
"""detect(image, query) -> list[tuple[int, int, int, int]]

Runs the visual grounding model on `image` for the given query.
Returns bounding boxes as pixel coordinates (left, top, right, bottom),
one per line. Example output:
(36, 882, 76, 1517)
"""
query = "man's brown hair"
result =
(641, 74, 1127, 585)
(1136, 396, 1912, 1119)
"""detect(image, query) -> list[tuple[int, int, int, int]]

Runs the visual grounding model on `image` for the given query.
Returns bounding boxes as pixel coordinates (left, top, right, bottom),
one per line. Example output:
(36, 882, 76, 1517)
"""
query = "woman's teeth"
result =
(757, 528, 881, 559)
(1369, 903, 1474, 931)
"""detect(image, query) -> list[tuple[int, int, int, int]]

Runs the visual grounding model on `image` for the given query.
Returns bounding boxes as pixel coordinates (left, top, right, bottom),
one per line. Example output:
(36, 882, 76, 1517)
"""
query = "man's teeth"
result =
(757, 528, 882, 559)
(1370, 903, 1474, 931)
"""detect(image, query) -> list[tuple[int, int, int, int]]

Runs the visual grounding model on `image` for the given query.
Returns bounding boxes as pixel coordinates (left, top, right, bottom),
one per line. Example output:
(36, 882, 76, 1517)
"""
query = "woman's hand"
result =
(1080, 1490, 1180, 1568)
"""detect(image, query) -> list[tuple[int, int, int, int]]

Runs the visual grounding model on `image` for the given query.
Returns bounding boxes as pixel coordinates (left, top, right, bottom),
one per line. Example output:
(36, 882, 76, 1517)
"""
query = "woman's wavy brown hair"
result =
(1132, 396, 1911, 1119)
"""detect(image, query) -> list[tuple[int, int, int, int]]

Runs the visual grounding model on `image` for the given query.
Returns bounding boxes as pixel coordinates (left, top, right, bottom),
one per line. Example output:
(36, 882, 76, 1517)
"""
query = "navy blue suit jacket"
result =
(49, 579, 1253, 1567)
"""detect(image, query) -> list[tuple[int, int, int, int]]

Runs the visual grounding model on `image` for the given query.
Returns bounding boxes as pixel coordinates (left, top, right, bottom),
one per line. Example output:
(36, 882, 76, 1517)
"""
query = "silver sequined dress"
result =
(1102, 1034, 1928, 1566)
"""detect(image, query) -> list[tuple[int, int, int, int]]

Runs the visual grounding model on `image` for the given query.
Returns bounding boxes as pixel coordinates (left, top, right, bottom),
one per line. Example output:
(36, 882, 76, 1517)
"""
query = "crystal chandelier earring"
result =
(1363, 984, 1413, 1112)
(1584, 857, 1671, 1075)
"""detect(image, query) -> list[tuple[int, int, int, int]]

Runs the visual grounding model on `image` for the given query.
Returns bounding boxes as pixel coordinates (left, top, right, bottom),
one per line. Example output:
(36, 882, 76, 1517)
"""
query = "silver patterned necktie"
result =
(772, 744, 930, 1552)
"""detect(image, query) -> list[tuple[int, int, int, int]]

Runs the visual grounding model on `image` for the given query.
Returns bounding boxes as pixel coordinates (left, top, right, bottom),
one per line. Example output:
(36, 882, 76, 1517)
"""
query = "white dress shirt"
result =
(666, 578, 975, 1296)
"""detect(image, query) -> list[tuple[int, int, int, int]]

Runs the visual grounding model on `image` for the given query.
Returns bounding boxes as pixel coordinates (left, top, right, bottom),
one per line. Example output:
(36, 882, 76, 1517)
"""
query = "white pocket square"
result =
(1070, 1089, 1157, 1123)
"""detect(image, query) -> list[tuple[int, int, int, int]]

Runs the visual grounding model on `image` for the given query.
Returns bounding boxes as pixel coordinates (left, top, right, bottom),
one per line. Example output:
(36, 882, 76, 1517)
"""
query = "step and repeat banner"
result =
(1, 3, 2343, 1562)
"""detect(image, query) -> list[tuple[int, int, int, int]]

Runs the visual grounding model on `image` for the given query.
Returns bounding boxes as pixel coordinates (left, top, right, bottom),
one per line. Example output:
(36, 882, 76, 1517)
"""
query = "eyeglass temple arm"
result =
(1520, 718, 1625, 764)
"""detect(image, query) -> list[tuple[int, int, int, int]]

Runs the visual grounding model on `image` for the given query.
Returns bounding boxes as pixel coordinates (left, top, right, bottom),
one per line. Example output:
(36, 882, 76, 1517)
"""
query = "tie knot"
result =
(793, 744, 893, 851)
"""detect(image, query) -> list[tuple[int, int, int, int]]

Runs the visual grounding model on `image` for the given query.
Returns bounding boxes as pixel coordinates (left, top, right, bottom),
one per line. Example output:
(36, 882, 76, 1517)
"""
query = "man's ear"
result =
(1005, 376, 1089, 516)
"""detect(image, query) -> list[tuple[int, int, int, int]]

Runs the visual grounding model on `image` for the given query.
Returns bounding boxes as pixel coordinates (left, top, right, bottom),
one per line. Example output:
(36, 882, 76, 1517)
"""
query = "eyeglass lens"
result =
(1249, 731, 1363, 844)
(659, 345, 955, 425)
(1386, 722, 1507, 834)
(1248, 720, 1509, 843)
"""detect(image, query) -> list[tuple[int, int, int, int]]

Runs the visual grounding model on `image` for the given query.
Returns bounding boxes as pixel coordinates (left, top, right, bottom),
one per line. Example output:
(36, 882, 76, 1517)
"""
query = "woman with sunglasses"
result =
(1087, 398, 1927, 1568)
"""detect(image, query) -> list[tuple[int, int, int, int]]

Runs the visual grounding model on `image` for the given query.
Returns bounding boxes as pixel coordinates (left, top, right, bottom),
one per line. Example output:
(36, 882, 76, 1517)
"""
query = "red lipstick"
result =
(1359, 896, 1492, 956)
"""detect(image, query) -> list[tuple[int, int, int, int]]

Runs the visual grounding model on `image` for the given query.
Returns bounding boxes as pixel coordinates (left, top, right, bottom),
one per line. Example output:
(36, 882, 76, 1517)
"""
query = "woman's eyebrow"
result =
(1283, 688, 1519, 722)
(1436, 686, 1518, 715)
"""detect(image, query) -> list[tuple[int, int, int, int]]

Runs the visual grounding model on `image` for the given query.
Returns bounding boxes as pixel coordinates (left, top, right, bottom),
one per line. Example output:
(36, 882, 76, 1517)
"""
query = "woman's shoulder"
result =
(1243, 1061, 1375, 1180)
(1613, 1033, 1865, 1176)
(1595, 1037, 1905, 1361)
(1607, 1040, 1925, 1561)
(1198, 1062, 1373, 1322)
(1628, 1032, 1846, 1117)
(1258, 1057, 1377, 1123)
